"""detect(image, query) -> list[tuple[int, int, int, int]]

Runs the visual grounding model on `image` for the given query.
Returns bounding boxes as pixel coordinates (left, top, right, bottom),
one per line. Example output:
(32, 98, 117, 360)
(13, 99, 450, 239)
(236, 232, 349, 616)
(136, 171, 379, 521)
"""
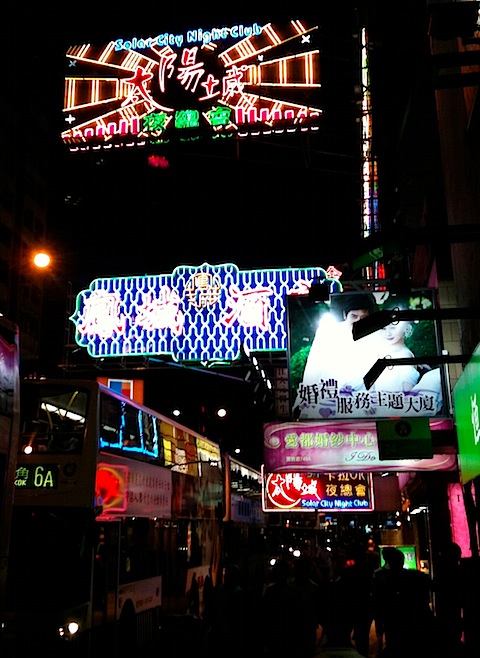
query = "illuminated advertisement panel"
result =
(262, 468, 374, 512)
(70, 262, 341, 362)
(95, 456, 172, 518)
(63, 18, 321, 150)
(453, 341, 480, 485)
(288, 290, 447, 420)
(379, 545, 418, 570)
(263, 419, 457, 473)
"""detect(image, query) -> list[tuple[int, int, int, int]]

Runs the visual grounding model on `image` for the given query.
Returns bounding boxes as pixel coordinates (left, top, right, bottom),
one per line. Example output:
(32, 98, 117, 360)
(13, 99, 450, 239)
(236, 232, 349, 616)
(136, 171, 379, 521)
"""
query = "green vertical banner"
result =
(453, 343, 480, 485)
(376, 418, 432, 460)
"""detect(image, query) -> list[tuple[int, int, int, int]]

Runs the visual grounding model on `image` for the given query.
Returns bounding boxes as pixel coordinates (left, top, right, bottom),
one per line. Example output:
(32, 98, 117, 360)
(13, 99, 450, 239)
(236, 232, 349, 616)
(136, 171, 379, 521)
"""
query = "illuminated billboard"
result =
(379, 545, 418, 570)
(70, 262, 341, 362)
(95, 455, 172, 518)
(63, 18, 322, 150)
(453, 341, 480, 485)
(262, 469, 374, 512)
(263, 419, 456, 473)
(288, 290, 447, 420)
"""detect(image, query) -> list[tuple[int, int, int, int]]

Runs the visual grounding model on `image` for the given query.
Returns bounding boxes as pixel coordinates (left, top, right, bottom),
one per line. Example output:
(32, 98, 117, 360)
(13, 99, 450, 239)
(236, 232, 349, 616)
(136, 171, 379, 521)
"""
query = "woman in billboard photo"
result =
(371, 302, 420, 393)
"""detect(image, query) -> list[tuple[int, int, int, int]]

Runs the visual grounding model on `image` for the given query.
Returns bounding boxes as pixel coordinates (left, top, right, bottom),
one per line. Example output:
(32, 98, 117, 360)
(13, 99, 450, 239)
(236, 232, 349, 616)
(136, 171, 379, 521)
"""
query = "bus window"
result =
(100, 394, 122, 448)
(141, 410, 161, 460)
(20, 385, 87, 454)
(122, 404, 142, 451)
(119, 517, 163, 585)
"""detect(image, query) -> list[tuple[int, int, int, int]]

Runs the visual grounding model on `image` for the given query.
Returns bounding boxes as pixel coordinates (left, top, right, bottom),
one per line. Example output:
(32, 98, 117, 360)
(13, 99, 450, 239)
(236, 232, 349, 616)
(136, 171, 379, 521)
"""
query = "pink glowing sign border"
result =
(263, 419, 457, 473)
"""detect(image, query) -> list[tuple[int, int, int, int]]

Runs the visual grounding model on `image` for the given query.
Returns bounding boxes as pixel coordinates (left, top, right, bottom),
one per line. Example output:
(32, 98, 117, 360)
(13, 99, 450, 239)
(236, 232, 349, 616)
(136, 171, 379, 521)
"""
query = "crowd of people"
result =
(192, 538, 471, 658)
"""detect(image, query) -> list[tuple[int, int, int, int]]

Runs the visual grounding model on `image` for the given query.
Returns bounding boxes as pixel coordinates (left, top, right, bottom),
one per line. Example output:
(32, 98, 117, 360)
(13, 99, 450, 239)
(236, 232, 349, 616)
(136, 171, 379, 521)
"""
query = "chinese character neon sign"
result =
(70, 262, 341, 362)
(63, 18, 322, 150)
(262, 469, 374, 512)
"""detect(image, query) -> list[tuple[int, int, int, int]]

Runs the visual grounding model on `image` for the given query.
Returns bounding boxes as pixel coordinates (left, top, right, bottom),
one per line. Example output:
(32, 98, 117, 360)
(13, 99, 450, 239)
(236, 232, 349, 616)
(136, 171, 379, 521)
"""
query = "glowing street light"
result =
(32, 251, 51, 269)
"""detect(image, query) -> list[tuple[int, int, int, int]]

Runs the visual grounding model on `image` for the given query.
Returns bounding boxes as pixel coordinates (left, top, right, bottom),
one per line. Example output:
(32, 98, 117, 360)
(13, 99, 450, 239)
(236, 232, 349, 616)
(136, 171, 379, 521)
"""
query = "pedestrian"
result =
(202, 565, 214, 627)
(262, 557, 303, 658)
(371, 547, 435, 657)
(204, 563, 251, 657)
(291, 555, 324, 657)
(433, 542, 465, 657)
(187, 571, 199, 618)
(321, 542, 373, 654)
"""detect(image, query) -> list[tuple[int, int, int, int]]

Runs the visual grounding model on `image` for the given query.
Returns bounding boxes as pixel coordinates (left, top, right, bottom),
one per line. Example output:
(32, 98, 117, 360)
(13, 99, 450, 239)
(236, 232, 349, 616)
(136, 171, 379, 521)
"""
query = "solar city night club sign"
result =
(62, 18, 322, 149)
(70, 262, 341, 362)
(262, 469, 374, 512)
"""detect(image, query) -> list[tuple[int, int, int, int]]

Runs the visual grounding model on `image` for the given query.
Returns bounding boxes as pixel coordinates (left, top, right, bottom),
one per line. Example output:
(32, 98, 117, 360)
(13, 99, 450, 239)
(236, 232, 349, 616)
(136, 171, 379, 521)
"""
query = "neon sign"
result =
(63, 18, 321, 149)
(70, 262, 341, 362)
(262, 468, 374, 512)
(263, 419, 457, 473)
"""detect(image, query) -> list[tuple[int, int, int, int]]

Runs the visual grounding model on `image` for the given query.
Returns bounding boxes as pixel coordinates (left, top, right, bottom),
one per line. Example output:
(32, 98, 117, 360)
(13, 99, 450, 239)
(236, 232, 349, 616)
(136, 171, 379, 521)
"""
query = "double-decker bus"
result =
(0, 317, 20, 638)
(222, 453, 266, 594)
(3, 378, 228, 657)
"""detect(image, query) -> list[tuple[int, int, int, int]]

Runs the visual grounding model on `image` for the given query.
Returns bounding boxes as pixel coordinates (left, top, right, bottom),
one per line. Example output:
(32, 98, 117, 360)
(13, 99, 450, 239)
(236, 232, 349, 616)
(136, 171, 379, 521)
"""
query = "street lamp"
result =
(32, 251, 51, 269)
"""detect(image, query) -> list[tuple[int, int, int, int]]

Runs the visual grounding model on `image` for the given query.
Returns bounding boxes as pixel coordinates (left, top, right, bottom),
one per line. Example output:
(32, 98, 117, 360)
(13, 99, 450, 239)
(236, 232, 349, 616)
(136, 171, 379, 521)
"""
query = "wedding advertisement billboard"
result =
(288, 290, 447, 420)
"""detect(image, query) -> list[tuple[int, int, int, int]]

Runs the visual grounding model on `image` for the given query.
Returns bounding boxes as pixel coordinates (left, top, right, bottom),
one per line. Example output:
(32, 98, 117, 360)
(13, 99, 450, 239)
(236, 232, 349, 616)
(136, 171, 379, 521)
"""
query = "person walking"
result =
(205, 563, 252, 658)
(291, 555, 324, 657)
(433, 542, 465, 657)
(261, 557, 303, 658)
(371, 547, 435, 657)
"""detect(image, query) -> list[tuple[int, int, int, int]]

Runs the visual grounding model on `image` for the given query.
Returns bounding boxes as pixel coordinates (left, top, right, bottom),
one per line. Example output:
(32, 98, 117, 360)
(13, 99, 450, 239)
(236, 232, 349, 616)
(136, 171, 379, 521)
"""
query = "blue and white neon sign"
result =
(70, 262, 341, 362)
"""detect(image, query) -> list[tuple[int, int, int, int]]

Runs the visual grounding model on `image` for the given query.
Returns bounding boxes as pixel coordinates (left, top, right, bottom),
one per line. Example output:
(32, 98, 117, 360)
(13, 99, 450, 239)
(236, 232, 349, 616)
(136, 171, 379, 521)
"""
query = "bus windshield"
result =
(19, 384, 88, 454)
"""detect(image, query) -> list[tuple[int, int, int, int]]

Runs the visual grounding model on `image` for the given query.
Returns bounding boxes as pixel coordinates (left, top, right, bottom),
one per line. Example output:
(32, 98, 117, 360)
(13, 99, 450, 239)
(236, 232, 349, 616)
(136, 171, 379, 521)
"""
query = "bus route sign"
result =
(14, 464, 59, 489)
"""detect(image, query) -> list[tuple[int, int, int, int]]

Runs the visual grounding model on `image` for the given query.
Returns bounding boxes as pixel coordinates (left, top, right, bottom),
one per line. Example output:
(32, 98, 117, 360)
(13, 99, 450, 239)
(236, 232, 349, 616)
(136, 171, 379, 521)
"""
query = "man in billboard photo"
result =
(293, 292, 379, 418)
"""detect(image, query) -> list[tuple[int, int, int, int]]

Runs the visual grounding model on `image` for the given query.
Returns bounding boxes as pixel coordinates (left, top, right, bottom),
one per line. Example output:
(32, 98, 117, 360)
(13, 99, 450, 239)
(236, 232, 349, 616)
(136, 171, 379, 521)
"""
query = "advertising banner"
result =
(453, 341, 480, 484)
(263, 419, 457, 473)
(288, 290, 447, 420)
(262, 469, 374, 512)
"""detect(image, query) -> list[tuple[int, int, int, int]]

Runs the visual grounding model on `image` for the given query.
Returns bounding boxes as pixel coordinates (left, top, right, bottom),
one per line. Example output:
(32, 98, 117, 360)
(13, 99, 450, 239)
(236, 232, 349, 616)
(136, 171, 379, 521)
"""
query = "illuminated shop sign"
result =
(288, 290, 447, 420)
(453, 341, 480, 484)
(263, 419, 457, 473)
(63, 18, 321, 149)
(70, 262, 341, 362)
(262, 468, 374, 512)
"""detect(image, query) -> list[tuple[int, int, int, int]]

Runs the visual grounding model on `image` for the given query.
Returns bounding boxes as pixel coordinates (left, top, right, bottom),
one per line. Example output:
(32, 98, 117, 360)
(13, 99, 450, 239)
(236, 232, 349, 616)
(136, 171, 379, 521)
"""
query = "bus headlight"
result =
(58, 620, 80, 639)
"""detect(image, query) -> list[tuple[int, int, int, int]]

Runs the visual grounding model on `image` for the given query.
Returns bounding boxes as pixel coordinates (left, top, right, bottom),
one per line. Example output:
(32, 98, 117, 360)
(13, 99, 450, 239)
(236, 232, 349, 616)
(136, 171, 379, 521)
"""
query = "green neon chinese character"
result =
(208, 106, 232, 127)
(175, 109, 200, 129)
(144, 112, 168, 131)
